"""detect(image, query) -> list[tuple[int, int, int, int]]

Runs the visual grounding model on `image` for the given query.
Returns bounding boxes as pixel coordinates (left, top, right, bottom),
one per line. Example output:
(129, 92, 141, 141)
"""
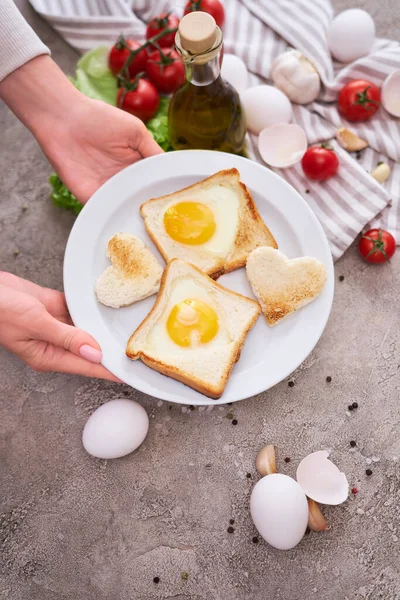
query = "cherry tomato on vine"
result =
(117, 78, 159, 122)
(109, 39, 148, 78)
(184, 0, 225, 28)
(338, 80, 381, 122)
(301, 146, 339, 181)
(146, 13, 180, 48)
(145, 48, 185, 94)
(359, 228, 396, 264)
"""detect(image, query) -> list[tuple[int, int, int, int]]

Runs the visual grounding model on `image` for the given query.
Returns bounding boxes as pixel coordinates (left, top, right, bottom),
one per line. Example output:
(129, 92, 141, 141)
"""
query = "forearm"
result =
(0, 55, 83, 142)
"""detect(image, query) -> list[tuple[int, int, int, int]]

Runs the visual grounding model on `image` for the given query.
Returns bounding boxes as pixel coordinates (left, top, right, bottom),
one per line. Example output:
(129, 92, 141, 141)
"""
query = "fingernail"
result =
(79, 345, 102, 363)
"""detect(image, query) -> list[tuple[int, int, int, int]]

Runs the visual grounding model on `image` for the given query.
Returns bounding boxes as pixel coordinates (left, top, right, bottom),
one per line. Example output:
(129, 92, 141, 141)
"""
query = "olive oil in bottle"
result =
(168, 12, 246, 154)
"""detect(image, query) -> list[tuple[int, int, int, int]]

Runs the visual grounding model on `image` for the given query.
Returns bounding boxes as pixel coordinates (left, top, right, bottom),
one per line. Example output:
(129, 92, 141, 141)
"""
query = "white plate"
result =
(64, 150, 334, 405)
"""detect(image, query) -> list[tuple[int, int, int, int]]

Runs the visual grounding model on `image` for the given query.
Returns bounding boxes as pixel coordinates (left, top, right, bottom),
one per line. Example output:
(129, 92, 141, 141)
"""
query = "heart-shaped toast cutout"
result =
(95, 233, 163, 308)
(246, 247, 327, 326)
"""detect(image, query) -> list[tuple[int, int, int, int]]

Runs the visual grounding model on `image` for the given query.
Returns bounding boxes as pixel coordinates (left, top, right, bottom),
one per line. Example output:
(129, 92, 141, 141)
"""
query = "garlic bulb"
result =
(271, 50, 321, 105)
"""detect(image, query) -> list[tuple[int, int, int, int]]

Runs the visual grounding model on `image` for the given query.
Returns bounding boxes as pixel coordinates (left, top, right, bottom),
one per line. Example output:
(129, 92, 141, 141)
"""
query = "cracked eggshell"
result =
(241, 85, 292, 135)
(221, 54, 248, 94)
(250, 474, 309, 550)
(258, 123, 307, 168)
(82, 399, 149, 459)
(296, 450, 349, 505)
(381, 70, 400, 117)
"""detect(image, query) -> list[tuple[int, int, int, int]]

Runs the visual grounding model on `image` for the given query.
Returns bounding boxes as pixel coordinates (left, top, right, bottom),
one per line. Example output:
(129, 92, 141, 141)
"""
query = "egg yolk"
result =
(166, 299, 219, 347)
(164, 202, 216, 245)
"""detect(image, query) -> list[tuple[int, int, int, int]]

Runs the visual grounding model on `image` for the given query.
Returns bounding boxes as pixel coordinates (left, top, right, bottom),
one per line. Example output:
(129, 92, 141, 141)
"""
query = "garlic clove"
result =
(256, 444, 277, 476)
(307, 498, 330, 532)
(271, 49, 320, 105)
(336, 128, 368, 152)
(371, 162, 391, 183)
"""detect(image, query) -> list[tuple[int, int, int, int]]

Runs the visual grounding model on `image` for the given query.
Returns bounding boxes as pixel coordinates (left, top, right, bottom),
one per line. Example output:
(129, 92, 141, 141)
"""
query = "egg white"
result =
(163, 184, 240, 258)
(145, 277, 231, 357)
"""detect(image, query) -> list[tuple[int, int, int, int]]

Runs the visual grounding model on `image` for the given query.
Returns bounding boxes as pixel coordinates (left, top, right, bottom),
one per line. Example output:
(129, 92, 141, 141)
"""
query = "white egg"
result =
(296, 450, 349, 505)
(381, 70, 400, 117)
(145, 277, 231, 357)
(82, 399, 149, 459)
(327, 9, 375, 63)
(162, 185, 239, 258)
(221, 54, 249, 94)
(250, 474, 309, 550)
(241, 85, 292, 135)
(258, 123, 307, 168)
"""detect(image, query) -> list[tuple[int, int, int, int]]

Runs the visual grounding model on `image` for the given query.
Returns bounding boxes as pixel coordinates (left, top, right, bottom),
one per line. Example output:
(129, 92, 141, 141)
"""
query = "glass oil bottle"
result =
(168, 12, 246, 154)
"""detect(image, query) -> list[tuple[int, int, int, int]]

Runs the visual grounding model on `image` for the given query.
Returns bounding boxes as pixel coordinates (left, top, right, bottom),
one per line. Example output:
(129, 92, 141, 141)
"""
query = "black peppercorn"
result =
(227, 526, 234, 533)
(339, 275, 345, 282)
(246, 473, 252, 479)
(153, 577, 160, 584)
(232, 419, 238, 426)
(288, 380, 295, 388)
(252, 536, 259, 543)
(348, 405, 354, 411)
(352, 402, 358, 409)
(366, 468, 372, 476)
(326, 376, 332, 383)
(350, 440, 357, 448)
(229, 519, 235, 525)
(284, 457, 291, 463)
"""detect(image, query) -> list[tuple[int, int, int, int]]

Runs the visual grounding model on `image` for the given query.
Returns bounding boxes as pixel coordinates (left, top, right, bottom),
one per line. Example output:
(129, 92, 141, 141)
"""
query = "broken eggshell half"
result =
(296, 450, 349, 505)
(258, 123, 307, 168)
(381, 70, 400, 118)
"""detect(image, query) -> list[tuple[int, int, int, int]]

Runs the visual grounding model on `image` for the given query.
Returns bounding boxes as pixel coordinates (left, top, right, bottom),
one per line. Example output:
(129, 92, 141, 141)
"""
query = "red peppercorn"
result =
(351, 487, 358, 494)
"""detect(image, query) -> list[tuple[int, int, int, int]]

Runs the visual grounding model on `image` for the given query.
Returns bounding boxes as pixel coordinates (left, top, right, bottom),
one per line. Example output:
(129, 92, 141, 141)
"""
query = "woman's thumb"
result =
(37, 312, 103, 363)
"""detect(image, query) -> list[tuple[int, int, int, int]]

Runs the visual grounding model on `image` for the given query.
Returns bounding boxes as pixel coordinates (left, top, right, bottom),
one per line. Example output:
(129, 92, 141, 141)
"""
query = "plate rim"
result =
(64, 150, 334, 405)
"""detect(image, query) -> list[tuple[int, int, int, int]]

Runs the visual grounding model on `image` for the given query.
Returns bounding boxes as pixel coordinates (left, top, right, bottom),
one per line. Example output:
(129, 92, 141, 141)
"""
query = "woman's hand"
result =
(0, 272, 119, 381)
(0, 55, 163, 203)
(41, 96, 163, 203)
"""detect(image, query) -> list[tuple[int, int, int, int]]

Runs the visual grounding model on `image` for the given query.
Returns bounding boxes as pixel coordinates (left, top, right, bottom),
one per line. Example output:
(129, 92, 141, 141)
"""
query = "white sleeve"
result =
(0, 0, 50, 82)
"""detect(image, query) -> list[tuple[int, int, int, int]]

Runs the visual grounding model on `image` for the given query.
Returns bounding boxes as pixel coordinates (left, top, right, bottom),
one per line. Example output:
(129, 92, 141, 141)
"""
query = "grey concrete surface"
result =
(1, 1, 400, 599)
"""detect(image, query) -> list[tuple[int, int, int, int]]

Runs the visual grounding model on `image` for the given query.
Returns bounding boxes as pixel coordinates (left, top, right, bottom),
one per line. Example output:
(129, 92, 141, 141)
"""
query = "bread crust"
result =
(140, 169, 278, 279)
(246, 248, 327, 326)
(126, 259, 261, 399)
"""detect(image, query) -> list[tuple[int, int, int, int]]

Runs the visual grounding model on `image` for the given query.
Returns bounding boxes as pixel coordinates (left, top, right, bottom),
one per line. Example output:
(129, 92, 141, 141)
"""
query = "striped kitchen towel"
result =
(29, 0, 400, 260)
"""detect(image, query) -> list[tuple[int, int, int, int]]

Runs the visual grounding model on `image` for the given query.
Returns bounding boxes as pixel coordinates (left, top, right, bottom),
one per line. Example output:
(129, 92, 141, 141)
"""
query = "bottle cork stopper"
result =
(178, 11, 217, 54)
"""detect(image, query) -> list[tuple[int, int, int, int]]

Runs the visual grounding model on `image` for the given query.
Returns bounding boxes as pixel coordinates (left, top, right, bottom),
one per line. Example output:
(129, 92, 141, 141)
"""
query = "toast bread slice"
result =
(246, 247, 327, 326)
(95, 233, 163, 308)
(126, 259, 261, 398)
(140, 169, 277, 279)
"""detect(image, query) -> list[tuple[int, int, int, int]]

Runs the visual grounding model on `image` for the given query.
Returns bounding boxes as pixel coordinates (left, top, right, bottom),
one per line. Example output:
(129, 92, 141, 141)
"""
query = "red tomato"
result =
(301, 146, 339, 181)
(184, 0, 225, 28)
(359, 228, 396, 264)
(117, 79, 159, 122)
(338, 80, 381, 122)
(146, 13, 180, 47)
(109, 39, 148, 78)
(145, 49, 185, 94)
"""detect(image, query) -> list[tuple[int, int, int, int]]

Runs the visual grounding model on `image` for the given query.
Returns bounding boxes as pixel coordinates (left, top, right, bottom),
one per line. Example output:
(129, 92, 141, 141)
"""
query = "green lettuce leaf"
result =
(49, 174, 83, 214)
(70, 46, 118, 105)
(146, 96, 174, 152)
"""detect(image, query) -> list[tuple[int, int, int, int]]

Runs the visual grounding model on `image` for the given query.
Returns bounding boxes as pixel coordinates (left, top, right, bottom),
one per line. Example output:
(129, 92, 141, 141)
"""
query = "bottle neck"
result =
(184, 53, 221, 87)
